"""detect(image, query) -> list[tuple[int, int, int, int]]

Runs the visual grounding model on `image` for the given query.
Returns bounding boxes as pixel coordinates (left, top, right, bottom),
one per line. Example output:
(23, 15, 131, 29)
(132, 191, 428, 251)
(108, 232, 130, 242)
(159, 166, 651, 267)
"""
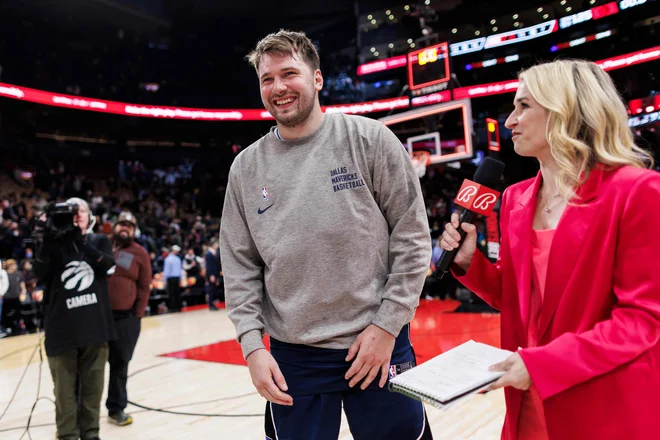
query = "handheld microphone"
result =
(436, 157, 505, 276)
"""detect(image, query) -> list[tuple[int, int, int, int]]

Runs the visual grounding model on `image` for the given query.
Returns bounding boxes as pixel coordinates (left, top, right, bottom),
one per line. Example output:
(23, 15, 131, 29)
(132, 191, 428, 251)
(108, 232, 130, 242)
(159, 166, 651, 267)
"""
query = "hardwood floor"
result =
(0, 302, 505, 439)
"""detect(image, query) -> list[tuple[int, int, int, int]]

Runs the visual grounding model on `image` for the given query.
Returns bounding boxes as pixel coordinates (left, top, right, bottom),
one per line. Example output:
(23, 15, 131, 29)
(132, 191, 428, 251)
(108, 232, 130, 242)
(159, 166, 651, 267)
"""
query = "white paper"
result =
(391, 340, 512, 403)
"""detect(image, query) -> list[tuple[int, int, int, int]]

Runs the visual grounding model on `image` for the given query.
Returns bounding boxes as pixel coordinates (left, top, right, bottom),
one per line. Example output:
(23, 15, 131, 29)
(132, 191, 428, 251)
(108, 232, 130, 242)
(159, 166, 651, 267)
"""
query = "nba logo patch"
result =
(389, 365, 397, 379)
(261, 187, 269, 201)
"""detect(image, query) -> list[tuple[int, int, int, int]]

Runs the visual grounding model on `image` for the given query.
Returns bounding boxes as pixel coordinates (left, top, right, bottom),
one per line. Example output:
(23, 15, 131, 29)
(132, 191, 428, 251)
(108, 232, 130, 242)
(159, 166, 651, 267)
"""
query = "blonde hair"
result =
(246, 29, 320, 72)
(519, 59, 654, 201)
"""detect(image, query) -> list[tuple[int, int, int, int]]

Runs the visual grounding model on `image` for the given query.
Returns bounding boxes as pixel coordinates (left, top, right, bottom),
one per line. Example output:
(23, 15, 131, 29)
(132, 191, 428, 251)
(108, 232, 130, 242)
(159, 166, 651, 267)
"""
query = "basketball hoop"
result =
(410, 151, 431, 178)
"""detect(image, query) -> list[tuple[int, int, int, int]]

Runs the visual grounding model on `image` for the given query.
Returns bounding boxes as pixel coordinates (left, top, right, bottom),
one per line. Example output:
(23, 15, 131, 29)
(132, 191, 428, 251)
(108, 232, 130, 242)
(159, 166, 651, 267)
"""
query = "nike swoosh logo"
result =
(258, 203, 275, 215)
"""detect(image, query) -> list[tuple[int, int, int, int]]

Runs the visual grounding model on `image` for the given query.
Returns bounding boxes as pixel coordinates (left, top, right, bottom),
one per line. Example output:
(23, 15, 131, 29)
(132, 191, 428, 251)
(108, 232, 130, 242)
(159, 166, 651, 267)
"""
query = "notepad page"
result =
(391, 340, 512, 403)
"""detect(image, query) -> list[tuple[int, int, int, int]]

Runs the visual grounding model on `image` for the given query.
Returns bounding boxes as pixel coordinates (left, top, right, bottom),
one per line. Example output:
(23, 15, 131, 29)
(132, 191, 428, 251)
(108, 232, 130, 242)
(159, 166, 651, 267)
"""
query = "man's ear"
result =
(315, 69, 324, 91)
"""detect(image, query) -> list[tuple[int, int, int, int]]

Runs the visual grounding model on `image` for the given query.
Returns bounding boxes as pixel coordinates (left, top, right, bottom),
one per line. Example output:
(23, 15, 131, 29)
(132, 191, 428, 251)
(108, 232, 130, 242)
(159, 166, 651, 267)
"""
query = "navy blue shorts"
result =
(264, 324, 433, 440)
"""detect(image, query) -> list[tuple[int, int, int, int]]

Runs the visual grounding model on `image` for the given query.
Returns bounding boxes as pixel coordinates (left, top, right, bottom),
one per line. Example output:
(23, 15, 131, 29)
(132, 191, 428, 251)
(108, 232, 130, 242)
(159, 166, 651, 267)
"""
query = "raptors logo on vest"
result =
(61, 261, 98, 309)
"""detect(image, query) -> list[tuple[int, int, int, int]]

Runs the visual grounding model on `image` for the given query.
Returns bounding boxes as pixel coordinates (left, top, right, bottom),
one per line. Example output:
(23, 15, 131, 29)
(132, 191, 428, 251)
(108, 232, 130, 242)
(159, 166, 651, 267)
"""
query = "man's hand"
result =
(209, 275, 216, 284)
(345, 324, 396, 390)
(487, 352, 532, 391)
(246, 348, 293, 406)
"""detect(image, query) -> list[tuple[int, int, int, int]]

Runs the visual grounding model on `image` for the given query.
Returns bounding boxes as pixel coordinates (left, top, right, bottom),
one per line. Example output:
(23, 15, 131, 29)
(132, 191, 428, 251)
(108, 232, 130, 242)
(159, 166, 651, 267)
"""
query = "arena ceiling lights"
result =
(357, 0, 656, 76)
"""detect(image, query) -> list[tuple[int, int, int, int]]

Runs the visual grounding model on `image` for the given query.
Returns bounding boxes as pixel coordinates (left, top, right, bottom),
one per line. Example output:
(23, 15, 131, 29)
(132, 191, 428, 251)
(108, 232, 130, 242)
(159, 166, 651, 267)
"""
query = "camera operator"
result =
(33, 197, 116, 440)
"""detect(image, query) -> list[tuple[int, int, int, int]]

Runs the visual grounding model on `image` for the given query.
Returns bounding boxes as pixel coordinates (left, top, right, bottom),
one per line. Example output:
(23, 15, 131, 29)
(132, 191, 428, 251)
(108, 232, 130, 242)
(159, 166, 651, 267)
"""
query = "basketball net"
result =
(410, 151, 431, 178)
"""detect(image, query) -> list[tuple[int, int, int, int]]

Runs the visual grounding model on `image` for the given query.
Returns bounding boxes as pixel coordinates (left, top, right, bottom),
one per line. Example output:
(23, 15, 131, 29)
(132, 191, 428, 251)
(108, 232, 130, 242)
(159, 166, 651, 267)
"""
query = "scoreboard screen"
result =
(407, 42, 451, 91)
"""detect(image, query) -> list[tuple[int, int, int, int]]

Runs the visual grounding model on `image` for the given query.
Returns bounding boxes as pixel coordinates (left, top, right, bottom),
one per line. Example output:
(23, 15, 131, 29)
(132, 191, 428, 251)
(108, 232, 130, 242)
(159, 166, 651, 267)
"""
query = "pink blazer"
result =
(454, 165, 660, 440)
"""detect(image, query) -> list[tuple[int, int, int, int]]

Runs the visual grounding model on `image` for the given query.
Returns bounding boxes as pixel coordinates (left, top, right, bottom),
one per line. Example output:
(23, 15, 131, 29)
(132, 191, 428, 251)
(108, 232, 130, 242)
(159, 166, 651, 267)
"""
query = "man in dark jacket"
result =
(34, 198, 115, 440)
(105, 211, 152, 426)
(204, 238, 222, 310)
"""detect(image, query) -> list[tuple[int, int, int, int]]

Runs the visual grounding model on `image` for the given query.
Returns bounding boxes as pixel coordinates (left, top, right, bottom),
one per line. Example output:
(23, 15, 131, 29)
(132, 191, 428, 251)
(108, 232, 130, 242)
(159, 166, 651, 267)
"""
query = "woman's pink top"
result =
(517, 228, 554, 440)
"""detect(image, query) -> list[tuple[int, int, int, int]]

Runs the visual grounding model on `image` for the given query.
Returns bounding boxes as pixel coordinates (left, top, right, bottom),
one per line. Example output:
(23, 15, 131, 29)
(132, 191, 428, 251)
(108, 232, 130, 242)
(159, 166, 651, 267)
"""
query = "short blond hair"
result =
(519, 59, 654, 201)
(246, 29, 320, 72)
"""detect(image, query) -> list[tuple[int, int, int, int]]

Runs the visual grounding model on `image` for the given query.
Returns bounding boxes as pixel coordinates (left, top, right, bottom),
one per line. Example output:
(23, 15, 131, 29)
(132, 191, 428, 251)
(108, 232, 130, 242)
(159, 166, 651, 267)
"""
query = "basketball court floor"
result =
(0, 299, 505, 439)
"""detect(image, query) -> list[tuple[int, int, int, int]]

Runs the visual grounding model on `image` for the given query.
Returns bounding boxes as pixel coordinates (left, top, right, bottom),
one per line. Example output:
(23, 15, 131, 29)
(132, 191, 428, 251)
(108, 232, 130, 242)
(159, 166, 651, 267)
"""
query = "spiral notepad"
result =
(388, 340, 512, 409)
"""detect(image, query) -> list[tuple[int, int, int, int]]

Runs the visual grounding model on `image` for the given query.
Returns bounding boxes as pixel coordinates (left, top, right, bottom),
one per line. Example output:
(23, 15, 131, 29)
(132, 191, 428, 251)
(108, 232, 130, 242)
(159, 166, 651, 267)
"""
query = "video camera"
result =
(32, 202, 80, 240)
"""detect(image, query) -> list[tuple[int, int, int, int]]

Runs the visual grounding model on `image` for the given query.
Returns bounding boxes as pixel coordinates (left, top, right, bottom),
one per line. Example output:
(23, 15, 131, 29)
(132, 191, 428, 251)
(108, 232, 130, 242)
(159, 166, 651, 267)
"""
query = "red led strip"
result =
(1, 46, 658, 119)
(592, 1, 620, 19)
(357, 55, 407, 76)
(554, 30, 615, 50)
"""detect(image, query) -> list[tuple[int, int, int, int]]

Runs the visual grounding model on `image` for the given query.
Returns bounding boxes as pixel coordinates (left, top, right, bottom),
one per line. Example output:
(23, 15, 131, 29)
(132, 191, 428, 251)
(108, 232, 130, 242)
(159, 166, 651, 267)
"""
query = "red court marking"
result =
(160, 299, 500, 366)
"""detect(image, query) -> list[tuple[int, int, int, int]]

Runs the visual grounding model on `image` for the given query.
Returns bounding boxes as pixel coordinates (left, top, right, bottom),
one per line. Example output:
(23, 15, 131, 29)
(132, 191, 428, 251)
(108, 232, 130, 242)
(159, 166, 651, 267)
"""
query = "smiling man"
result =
(220, 30, 432, 440)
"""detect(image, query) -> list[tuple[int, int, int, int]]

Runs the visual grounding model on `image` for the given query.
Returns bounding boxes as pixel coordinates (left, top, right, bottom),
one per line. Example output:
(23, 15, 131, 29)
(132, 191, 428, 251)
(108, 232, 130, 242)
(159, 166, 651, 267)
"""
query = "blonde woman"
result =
(441, 59, 660, 440)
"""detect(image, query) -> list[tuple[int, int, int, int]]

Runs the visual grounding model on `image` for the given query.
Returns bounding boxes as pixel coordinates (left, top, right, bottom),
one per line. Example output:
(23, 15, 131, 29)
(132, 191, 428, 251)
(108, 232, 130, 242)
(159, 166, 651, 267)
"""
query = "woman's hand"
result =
(439, 212, 478, 272)
(487, 352, 532, 391)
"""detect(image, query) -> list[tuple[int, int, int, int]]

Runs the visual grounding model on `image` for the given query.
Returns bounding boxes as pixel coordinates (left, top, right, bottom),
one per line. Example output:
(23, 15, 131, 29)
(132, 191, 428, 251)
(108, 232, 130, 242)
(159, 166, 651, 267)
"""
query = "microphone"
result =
(435, 157, 505, 276)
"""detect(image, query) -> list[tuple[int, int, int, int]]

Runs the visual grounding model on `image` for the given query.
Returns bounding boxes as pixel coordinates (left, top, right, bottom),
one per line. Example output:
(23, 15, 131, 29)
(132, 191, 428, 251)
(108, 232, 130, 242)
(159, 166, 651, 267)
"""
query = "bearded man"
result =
(105, 211, 152, 426)
(220, 30, 432, 440)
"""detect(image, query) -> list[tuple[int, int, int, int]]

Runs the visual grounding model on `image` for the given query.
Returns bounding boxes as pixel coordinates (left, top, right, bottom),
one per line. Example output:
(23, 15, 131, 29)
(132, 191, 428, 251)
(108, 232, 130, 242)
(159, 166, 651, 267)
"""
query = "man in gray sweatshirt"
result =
(220, 30, 433, 440)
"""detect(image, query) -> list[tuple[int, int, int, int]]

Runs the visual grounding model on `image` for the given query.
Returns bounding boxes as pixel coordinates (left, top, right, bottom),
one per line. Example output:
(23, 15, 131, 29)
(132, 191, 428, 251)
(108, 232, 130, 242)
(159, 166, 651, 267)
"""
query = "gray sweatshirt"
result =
(220, 113, 432, 359)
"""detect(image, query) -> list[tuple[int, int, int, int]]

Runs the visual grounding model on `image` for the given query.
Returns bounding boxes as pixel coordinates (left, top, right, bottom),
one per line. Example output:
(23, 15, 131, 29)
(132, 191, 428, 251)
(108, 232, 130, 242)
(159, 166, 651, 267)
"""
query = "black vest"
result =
(43, 233, 116, 356)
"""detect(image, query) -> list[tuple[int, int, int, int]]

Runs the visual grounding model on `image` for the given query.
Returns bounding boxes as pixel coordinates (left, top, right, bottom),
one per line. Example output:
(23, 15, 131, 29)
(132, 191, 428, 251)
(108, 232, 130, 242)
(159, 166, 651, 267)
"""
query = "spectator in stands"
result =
(106, 211, 152, 426)
(18, 256, 40, 333)
(0, 259, 25, 334)
(165, 202, 177, 219)
(2, 200, 15, 220)
(193, 216, 206, 233)
(91, 192, 104, 213)
(0, 219, 11, 259)
(149, 251, 162, 274)
(0, 259, 9, 336)
(204, 238, 221, 310)
(182, 248, 201, 278)
(21, 259, 36, 292)
(4, 221, 24, 260)
(163, 245, 182, 312)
